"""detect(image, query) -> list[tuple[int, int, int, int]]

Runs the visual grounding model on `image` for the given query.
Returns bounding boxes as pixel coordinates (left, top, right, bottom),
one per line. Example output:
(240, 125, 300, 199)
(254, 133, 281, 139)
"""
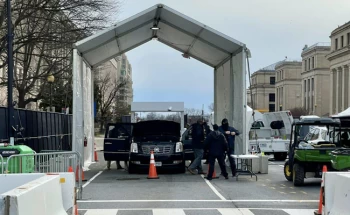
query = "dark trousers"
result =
(207, 154, 228, 179)
(227, 149, 237, 176)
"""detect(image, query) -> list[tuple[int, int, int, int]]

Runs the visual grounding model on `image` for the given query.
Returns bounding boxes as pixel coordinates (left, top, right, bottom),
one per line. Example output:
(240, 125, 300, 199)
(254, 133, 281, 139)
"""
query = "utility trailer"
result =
(248, 110, 294, 160)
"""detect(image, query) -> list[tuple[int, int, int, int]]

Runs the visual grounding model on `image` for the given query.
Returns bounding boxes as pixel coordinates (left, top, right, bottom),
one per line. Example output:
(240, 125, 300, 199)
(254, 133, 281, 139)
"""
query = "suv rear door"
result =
(181, 126, 194, 160)
(104, 123, 133, 161)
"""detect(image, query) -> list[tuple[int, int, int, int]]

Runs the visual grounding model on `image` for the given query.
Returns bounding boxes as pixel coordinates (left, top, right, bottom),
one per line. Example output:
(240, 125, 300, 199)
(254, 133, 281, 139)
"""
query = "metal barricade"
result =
(5, 151, 83, 199)
(0, 154, 3, 174)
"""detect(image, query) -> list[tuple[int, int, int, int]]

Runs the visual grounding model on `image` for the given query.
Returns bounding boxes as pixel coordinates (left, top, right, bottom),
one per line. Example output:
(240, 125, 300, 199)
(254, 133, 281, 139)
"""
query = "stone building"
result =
(249, 62, 278, 112)
(301, 43, 331, 116)
(327, 21, 350, 115)
(275, 60, 302, 111)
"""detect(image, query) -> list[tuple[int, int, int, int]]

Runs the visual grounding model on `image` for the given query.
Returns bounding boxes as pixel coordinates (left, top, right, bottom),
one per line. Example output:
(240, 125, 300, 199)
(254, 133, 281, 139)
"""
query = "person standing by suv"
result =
(204, 124, 229, 180)
(188, 119, 207, 175)
(219, 118, 240, 177)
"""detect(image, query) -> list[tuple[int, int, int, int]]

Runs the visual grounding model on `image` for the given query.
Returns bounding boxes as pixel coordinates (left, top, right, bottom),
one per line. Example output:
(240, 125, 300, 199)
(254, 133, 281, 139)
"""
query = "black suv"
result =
(129, 120, 185, 173)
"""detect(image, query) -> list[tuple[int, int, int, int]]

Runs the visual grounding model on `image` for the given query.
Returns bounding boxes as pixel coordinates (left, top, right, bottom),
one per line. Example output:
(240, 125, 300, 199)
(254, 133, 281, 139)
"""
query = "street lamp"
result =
(47, 73, 55, 111)
(279, 104, 282, 111)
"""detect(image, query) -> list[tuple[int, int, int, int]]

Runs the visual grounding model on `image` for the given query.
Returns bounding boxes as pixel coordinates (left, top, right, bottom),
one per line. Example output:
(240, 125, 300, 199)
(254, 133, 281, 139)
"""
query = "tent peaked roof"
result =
(74, 4, 245, 68)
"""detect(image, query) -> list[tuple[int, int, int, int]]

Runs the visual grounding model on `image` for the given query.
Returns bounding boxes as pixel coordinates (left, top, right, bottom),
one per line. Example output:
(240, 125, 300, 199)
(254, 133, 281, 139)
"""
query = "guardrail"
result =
(5, 151, 82, 199)
(0, 154, 3, 174)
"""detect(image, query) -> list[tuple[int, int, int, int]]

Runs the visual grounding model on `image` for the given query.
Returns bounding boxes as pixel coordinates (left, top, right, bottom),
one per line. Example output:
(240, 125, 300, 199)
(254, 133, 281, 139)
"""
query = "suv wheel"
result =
(293, 163, 305, 186)
(284, 160, 292, 181)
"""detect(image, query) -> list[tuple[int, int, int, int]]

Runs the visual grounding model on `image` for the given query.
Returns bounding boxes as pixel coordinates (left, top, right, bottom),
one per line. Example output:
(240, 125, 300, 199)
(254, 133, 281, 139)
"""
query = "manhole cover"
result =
(116, 178, 140, 180)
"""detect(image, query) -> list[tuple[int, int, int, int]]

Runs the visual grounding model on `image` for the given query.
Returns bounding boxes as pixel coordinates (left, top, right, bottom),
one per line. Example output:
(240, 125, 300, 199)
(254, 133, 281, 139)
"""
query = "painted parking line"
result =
(200, 174, 226, 200)
(78, 199, 319, 203)
(218, 208, 254, 215)
(82, 161, 115, 188)
(80, 208, 317, 215)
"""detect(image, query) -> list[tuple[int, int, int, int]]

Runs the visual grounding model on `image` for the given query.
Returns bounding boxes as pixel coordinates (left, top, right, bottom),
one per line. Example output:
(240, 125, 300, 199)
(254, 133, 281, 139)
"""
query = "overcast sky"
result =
(115, 0, 350, 112)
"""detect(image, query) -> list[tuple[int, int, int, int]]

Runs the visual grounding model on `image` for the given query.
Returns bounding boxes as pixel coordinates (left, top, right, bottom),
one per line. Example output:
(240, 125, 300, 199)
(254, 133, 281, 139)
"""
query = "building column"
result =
(301, 79, 304, 108)
(336, 69, 340, 113)
(342, 66, 346, 111)
(330, 70, 334, 115)
(345, 65, 350, 109)
(338, 67, 343, 113)
(348, 64, 350, 110)
(276, 87, 278, 111)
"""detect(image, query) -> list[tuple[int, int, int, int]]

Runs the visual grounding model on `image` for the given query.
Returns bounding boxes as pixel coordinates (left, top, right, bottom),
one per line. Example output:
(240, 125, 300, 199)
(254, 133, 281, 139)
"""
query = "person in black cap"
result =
(188, 119, 207, 175)
(218, 118, 240, 177)
(204, 124, 229, 180)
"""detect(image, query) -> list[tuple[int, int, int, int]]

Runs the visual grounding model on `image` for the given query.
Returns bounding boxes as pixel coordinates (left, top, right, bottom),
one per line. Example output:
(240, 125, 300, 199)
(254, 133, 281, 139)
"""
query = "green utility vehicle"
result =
(329, 118, 350, 171)
(283, 118, 342, 186)
(0, 144, 35, 174)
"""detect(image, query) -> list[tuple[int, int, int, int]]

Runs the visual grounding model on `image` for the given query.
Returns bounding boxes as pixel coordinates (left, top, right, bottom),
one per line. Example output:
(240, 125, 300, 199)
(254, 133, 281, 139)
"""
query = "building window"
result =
(335, 38, 338, 50)
(281, 71, 283, 80)
(121, 70, 126, 76)
(348, 33, 350, 45)
(269, 93, 275, 102)
(312, 57, 315, 69)
(308, 79, 310, 92)
(312, 78, 314, 91)
(269, 104, 275, 112)
(308, 58, 311, 70)
(341, 36, 344, 48)
(304, 60, 307, 71)
(304, 80, 306, 92)
(270, 77, 275, 85)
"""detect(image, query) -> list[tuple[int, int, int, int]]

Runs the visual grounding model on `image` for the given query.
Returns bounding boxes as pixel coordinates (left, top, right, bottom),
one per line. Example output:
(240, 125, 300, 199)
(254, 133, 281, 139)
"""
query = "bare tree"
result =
(208, 103, 214, 112)
(0, 0, 122, 108)
(289, 107, 309, 118)
(95, 71, 129, 131)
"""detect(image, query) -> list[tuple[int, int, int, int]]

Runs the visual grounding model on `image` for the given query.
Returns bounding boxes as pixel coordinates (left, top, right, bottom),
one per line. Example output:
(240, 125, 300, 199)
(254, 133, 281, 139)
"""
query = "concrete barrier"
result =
(0, 173, 75, 215)
(324, 172, 350, 215)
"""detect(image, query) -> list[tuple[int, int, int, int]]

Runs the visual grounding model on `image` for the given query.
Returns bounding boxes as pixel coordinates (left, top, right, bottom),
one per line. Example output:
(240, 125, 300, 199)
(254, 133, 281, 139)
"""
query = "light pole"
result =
(279, 104, 282, 111)
(47, 73, 55, 111)
(7, 0, 15, 145)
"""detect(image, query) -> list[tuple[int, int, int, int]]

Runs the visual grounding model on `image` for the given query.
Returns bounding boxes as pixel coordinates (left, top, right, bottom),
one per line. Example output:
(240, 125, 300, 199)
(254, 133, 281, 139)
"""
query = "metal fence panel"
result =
(5, 151, 82, 199)
(0, 154, 3, 174)
(0, 107, 73, 152)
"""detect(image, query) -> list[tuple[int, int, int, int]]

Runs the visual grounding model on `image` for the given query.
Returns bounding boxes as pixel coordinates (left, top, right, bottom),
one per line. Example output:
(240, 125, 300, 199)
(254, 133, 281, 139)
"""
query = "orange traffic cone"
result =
(73, 187, 78, 215)
(314, 165, 327, 215)
(73, 204, 78, 215)
(75, 165, 87, 182)
(68, 166, 73, 172)
(94, 142, 99, 162)
(147, 151, 159, 179)
(207, 164, 219, 179)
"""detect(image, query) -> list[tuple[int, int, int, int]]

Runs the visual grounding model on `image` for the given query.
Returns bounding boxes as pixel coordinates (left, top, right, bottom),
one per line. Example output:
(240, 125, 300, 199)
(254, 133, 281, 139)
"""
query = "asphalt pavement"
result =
(78, 149, 320, 215)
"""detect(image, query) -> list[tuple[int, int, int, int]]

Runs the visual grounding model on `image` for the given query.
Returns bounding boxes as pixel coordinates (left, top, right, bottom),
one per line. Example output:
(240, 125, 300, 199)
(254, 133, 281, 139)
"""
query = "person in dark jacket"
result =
(203, 120, 211, 164)
(204, 124, 229, 180)
(218, 118, 240, 176)
(188, 119, 207, 175)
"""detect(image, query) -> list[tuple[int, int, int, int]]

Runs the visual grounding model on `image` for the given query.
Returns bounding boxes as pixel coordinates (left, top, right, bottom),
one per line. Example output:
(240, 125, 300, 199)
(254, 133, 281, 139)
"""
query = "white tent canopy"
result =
(332, 107, 350, 118)
(72, 4, 248, 167)
(74, 4, 245, 68)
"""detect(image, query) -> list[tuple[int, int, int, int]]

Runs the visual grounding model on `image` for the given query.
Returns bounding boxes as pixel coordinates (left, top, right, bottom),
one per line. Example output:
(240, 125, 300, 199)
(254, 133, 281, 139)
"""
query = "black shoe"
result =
(225, 176, 229, 180)
(204, 177, 212, 181)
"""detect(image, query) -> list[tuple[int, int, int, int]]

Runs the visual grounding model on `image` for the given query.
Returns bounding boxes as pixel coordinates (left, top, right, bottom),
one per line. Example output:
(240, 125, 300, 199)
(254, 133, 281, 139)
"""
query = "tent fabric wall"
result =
(214, 51, 246, 155)
(73, 50, 94, 167)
